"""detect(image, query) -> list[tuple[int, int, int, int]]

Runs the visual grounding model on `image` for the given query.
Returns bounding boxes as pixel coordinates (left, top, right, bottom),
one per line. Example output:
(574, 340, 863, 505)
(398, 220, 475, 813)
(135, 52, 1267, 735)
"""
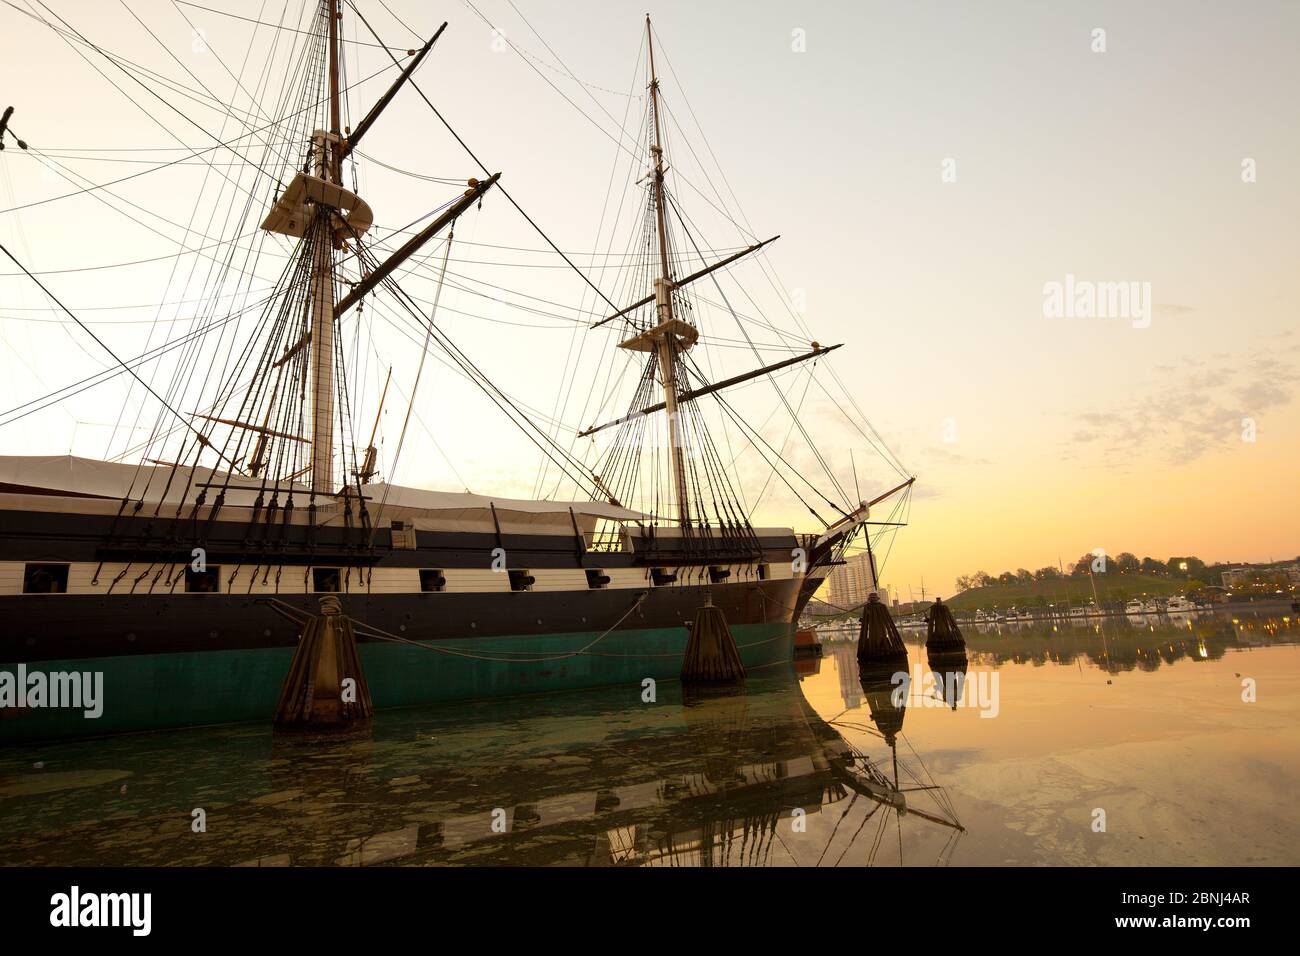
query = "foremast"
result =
(257, 2, 489, 495)
(257, 0, 348, 495)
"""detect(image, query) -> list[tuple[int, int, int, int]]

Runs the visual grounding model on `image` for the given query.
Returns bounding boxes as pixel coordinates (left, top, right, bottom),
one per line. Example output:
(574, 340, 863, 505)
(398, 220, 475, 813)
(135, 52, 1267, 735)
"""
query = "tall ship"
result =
(0, 2, 912, 740)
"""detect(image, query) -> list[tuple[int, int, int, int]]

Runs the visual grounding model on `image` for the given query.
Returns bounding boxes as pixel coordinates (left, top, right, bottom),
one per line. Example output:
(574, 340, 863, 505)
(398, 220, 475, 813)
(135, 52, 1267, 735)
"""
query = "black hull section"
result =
(0, 578, 801, 665)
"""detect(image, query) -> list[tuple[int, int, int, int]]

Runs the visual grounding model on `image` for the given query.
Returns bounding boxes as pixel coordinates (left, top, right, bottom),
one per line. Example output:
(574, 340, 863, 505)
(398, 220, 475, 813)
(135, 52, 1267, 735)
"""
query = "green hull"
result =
(1, 623, 795, 741)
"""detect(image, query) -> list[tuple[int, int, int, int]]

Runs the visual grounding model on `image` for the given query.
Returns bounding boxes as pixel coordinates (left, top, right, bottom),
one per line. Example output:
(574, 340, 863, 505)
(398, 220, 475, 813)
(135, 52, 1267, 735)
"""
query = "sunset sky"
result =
(1, 0, 1296, 595)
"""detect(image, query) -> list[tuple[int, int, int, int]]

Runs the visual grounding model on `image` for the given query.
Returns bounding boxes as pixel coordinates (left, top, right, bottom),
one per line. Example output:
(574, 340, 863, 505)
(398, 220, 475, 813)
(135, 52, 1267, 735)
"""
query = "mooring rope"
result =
(578, 625, 792, 660)
(261, 592, 650, 663)
(258, 590, 794, 661)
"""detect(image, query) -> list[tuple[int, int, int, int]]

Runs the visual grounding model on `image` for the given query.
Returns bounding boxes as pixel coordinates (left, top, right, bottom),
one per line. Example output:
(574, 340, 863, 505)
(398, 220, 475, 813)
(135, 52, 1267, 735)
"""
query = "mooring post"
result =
(925, 596, 967, 654)
(272, 594, 374, 732)
(857, 591, 909, 667)
(681, 588, 746, 684)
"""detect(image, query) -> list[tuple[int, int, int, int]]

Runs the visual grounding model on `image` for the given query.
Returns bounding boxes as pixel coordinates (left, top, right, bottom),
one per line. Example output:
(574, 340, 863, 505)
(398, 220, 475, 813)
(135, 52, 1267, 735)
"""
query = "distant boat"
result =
(1164, 595, 1196, 614)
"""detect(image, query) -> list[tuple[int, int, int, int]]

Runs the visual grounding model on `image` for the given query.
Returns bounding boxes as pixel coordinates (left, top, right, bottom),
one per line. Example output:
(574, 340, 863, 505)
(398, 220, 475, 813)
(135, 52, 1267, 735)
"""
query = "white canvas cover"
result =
(0, 455, 647, 535)
(353, 481, 645, 535)
(0, 454, 249, 504)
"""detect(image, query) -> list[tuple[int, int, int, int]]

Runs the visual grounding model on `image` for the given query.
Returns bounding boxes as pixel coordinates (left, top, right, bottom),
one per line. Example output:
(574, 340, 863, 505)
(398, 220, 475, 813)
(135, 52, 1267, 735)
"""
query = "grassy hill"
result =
(945, 574, 1188, 611)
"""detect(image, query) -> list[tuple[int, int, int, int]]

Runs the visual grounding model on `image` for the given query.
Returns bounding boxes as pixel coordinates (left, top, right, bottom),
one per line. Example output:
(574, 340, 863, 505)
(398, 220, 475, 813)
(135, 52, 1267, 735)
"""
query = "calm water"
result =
(1, 609, 1296, 866)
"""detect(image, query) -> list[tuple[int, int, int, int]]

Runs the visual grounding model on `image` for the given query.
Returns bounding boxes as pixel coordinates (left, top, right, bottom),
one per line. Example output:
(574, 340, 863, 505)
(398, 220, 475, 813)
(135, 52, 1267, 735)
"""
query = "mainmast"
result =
(308, 0, 343, 493)
(643, 15, 690, 525)
(586, 19, 864, 547)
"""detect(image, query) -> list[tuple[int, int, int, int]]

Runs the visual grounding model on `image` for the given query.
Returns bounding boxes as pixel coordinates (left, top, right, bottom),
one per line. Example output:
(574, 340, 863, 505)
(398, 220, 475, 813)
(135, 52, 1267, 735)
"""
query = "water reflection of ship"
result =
(280, 680, 859, 867)
(827, 641, 865, 709)
(815, 661, 965, 862)
(0, 673, 961, 867)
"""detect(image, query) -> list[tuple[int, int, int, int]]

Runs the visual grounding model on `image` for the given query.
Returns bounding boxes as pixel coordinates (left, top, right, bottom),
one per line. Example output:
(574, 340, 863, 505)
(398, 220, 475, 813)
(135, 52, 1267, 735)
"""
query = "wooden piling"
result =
(925, 596, 967, 653)
(857, 592, 909, 667)
(273, 594, 373, 732)
(681, 592, 746, 684)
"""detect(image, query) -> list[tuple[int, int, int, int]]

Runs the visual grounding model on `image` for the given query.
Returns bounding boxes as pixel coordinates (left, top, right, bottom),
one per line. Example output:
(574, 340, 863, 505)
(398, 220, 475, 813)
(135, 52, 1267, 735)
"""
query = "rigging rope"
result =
(345, 1, 626, 320)
(262, 591, 651, 663)
(0, 240, 222, 456)
(367, 229, 454, 541)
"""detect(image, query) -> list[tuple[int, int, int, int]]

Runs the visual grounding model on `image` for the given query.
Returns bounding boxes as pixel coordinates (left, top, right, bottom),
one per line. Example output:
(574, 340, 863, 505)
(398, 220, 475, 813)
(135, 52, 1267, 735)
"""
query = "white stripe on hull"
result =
(0, 559, 795, 596)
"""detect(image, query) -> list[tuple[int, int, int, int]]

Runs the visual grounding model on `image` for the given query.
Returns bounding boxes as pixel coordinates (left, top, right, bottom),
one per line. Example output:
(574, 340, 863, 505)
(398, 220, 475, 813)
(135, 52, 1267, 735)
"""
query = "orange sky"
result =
(1, 1, 1296, 594)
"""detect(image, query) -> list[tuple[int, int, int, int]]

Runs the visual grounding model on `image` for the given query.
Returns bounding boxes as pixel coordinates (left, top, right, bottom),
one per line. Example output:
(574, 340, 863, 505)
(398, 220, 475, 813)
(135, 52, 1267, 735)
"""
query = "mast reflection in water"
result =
(0, 670, 958, 867)
(2, 610, 1296, 866)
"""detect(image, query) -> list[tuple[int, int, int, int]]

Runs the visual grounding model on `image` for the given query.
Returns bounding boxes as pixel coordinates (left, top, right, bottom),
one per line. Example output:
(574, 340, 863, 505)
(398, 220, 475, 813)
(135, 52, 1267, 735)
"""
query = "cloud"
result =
(907, 482, 943, 501)
(1233, 380, 1290, 407)
(926, 446, 994, 467)
(1061, 344, 1299, 468)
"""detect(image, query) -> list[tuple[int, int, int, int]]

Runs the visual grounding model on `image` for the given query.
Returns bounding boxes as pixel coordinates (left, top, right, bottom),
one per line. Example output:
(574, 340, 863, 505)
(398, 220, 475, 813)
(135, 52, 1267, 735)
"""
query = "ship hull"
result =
(0, 583, 798, 742)
(0, 476, 821, 741)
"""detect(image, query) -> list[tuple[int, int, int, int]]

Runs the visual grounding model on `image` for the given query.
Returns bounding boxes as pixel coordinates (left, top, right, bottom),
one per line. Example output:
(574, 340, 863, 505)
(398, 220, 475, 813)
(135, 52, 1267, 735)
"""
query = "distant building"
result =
(1221, 568, 1254, 588)
(803, 598, 841, 619)
(1221, 564, 1300, 588)
(826, 552, 882, 608)
(1200, 586, 1230, 605)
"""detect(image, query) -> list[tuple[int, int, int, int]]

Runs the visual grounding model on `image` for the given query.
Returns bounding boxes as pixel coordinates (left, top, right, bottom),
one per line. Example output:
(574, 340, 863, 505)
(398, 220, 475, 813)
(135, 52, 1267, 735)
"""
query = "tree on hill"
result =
(1015, 568, 1033, 584)
(1167, 556, 1206, 578)
(1140, 557, 1164, 575)
(1070, 553, 1098, 576)
(1114, 552, 1139, 573)
(1034, 566, 1061, 582)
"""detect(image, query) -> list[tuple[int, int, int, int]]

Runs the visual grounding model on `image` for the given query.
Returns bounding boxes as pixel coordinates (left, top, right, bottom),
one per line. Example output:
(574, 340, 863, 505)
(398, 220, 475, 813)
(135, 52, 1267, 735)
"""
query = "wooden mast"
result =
(309, 0, 343, 493)
(645, 15, 691, 525)
(327, 0, 342, 178)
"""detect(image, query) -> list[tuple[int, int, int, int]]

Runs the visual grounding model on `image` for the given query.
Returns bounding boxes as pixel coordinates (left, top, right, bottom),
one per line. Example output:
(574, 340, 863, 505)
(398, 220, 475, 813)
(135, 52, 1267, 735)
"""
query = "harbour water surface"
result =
(1, 610, 1296, 866)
